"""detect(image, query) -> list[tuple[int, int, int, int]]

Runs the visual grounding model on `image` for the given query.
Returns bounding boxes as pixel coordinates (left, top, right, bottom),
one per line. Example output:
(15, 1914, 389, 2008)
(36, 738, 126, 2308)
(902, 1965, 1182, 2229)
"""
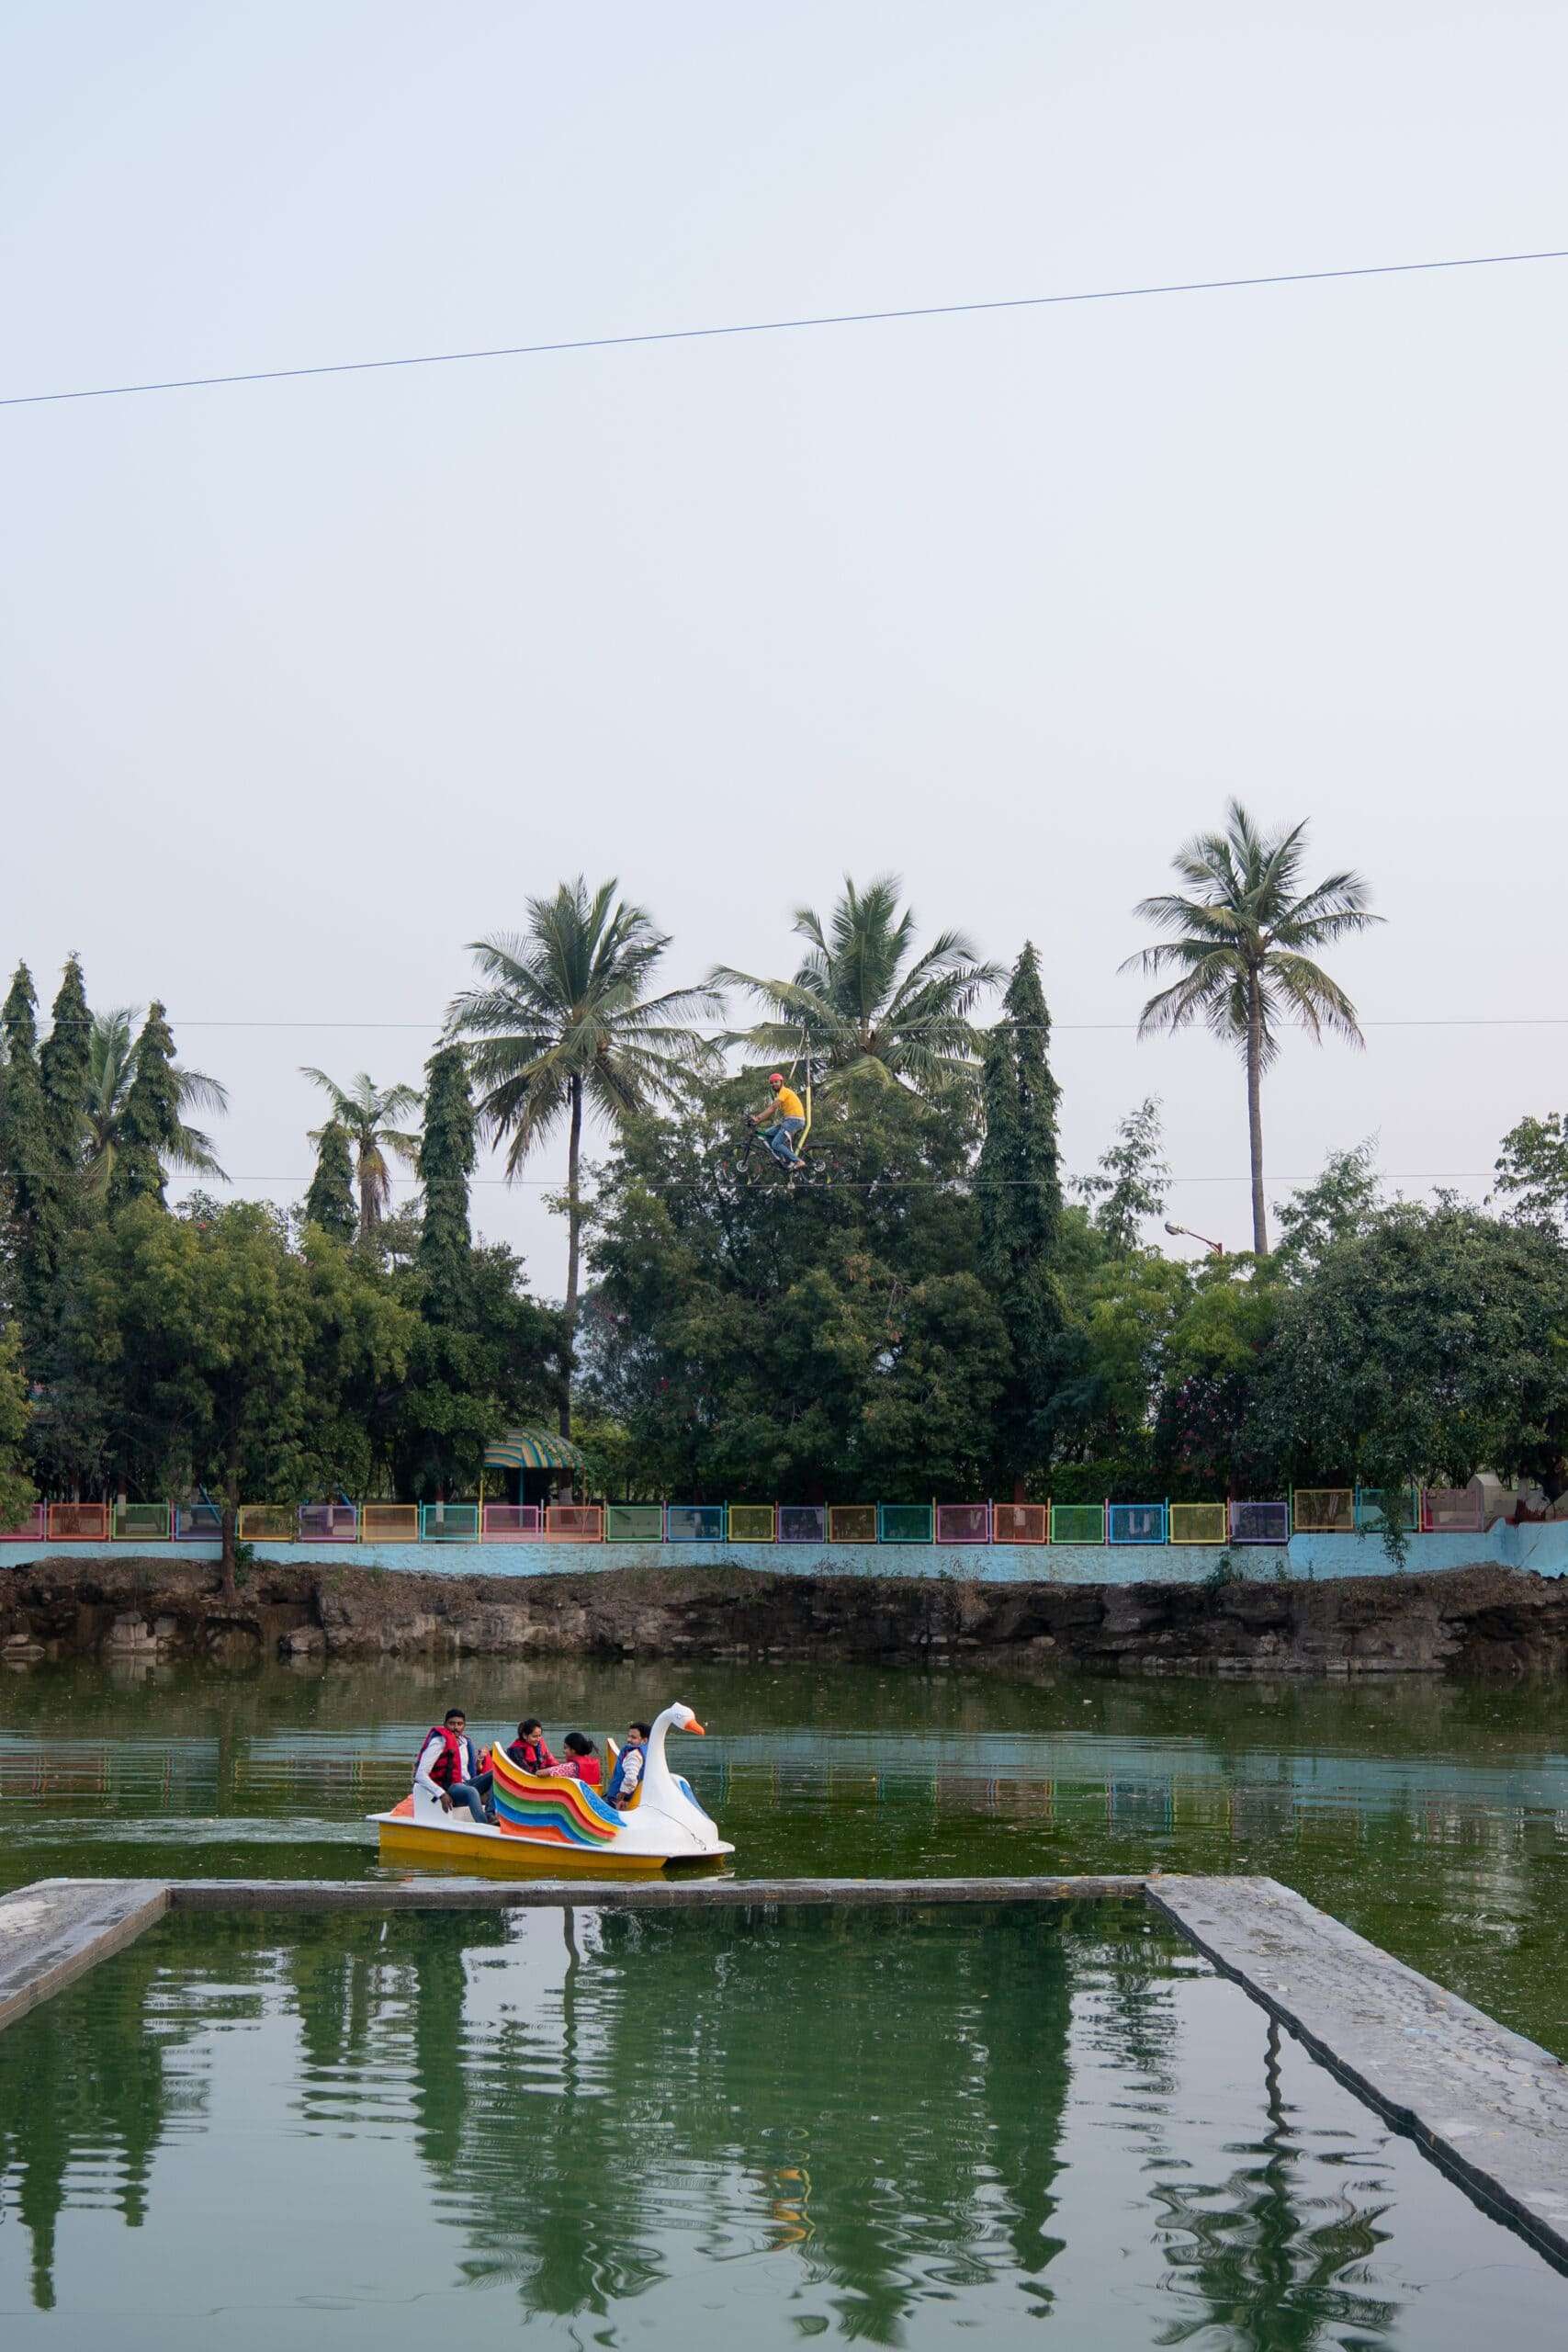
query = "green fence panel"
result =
(420, 1504, 480, 1542)
(1049, 1502, 1105, 1545)
(877, 1503, 934, 1543)
(1354, 1486, 1419, 1534)
(605, 1503, 665, 1542)
(112, 1502, 171, 1542)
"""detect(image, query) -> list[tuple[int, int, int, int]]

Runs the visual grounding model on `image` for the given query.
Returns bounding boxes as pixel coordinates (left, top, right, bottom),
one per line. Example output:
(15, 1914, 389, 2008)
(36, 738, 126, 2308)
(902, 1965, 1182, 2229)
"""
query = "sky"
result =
(3, 1, 1565, 1295)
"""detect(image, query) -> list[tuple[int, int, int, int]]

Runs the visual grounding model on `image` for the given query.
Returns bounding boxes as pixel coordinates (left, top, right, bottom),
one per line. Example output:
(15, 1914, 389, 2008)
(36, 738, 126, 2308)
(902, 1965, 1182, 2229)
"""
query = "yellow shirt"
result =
(771, 1086, 805, 1121)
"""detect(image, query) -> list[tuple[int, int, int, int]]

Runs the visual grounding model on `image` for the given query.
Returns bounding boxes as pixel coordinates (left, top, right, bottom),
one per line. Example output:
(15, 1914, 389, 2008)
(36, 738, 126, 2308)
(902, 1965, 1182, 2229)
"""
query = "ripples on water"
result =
(1, 1905, 1562, 2348)
(4, 1658, 1567, 2052)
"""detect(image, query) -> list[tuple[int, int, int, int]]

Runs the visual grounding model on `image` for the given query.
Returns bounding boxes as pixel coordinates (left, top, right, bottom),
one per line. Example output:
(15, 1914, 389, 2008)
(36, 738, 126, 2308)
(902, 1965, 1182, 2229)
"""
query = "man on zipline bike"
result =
(750, 1071, 807, 1173)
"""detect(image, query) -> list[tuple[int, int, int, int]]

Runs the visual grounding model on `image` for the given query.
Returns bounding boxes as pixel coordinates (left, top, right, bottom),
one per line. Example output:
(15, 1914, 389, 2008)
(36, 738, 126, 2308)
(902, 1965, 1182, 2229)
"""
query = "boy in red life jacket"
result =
(414, 1708, 490, 1822)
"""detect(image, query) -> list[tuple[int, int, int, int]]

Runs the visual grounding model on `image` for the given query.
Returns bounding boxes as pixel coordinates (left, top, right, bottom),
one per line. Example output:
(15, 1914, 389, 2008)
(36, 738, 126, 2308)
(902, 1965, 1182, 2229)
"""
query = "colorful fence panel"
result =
(935, 1502, 991, 1544)
(1168, 1501, 1227, 1546)
(604, 1503, 664, 1543)
(481, 1503, 541, 1542)
(778, 1504, 828, 1544)
(1230, 1499, 1290, 1546)
(1355, 1486, 1418, 1535)
(878, 1503, 934, 1544)
(48, 1501, 110, 1542)
(1292, 1488, 1355, 1535)
(361, 1503, 420, 1544)
(298, 1502, 357, 1544)
(421, 1504, 480, 1542)
(175, 1502, 222, 1542)
(1420, 1487, 1484, 1533)
(112, 1502, 171, 1543)
(0, 1502, 46, 1542)
(1109, 1502, 1167, 1545)
(1050, 1502, 1105, 1546)
(990, 1502, 1048, 1544)
(828, 1504, 877, 1544)
(545, 1505, 603, 1542)
(727, 1505, 776, 1543)
(236, 1505, 293, 1542)
(665, 1505, 726, 1542)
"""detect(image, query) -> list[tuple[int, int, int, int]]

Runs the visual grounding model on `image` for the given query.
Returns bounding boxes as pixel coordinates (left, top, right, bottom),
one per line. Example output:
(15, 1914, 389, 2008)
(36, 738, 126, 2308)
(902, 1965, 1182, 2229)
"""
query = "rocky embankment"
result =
(3, 1556, 1567, 1678)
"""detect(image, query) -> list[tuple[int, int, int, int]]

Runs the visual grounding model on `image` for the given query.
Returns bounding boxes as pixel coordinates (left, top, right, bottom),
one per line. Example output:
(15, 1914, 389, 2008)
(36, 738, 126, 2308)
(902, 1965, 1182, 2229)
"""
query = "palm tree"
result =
(85, 1006, 230, 1198)
(299, 1069, 421, 1234)
(1123, 800, 1381, 1254)
(445, 877, 720, 1434)
(712, 873, 1002, 1095)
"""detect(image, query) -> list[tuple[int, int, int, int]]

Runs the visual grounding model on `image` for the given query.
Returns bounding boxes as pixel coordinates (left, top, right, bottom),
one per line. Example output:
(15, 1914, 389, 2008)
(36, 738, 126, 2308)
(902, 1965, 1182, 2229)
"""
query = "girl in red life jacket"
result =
(546, 1732, 603, 1788)
(505, 1718, 558, 1776)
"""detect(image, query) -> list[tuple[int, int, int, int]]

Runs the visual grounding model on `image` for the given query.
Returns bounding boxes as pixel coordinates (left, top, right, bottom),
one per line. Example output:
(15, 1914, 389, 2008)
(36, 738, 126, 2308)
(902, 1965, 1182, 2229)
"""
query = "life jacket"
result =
(607, 1743, 643, 1803)
(571, 1754, 603, 1789)
(420, 1724, 467, 1790)
(508, 1736, 555, 1775)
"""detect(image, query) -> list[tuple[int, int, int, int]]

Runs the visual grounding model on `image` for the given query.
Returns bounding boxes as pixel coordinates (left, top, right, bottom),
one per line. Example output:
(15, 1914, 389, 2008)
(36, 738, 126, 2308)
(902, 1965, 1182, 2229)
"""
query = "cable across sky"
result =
(5, 245, 1565, 410)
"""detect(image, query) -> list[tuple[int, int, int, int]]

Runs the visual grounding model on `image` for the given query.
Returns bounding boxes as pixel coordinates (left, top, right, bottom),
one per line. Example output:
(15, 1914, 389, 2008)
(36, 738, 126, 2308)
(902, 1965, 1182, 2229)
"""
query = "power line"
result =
(6, 245, 1566, 410)
(25, 1012, 1568, 1034)
(166, 1170, 1499, 1191)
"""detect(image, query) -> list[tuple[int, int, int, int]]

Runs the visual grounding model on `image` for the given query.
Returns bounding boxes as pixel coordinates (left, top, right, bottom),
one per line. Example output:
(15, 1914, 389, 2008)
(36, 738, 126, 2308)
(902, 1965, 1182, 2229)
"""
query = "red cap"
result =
(769, 1072, 784, 1085)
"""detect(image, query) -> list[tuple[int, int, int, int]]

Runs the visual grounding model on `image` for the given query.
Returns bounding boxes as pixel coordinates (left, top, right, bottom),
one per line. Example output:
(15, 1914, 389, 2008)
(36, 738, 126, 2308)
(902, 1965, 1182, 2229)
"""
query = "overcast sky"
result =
(4, 2, 1564, 1295)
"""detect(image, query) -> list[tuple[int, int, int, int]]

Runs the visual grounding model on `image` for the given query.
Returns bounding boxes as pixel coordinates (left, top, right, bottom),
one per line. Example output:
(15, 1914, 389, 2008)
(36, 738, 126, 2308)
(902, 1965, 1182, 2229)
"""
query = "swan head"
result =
(670, 1702, 705, 1736)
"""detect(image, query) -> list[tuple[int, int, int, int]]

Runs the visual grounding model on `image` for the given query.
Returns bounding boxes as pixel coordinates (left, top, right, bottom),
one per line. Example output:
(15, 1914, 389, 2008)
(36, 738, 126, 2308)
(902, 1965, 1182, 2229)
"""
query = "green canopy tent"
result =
(483, 1427, 593, 1508)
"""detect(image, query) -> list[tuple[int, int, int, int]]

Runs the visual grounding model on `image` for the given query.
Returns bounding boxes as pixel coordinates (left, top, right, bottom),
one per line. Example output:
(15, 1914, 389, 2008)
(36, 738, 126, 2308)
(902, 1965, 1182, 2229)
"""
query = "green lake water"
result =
(5, 1659, 1568, 2345)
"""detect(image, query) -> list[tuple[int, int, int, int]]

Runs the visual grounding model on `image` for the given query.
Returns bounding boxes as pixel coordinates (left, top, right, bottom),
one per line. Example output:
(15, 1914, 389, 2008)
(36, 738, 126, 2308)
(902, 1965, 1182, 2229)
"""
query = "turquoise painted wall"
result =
(3, 1522, 1563, 1580)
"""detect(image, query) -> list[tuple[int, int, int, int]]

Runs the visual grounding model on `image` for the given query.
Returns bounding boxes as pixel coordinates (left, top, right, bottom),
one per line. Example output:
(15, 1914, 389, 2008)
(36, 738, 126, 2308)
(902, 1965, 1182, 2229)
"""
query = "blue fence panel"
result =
(665, 1504, 726, 1542)
(1108, 1502, 1168, 1545)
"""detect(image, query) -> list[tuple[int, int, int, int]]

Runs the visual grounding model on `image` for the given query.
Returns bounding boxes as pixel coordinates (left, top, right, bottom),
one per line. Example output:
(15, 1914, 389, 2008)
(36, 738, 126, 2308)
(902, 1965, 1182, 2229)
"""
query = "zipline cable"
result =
(5, 245, 1566, 410)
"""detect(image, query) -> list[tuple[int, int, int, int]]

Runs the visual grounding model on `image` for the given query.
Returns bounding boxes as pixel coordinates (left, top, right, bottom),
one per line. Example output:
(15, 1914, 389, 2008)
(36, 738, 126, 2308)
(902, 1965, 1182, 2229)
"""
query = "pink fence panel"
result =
(1420, 1486, 1484, 1533)
(0, 1502, 46, 1542)
(299, 1503, 357, 1544)
(482, 1503, 542, 1541)
(935, 1503, 991, 1544)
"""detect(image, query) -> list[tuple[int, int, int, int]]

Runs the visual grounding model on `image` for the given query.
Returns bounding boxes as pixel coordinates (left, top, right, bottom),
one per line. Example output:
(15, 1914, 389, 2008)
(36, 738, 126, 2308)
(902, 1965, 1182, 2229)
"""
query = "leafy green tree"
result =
(107, 1003, 184, 1211)
(0, 964, 51, 1332)
(1077, 1097, 1169, 1251)
(1247, 1203, 1568, 1527)
(1492, 1112, 1568, 1236)
(299, 1069, 421, 1236)
(976, 943, 1066, 1493)
(1049, 1217, 1190, 1493)
(1124, 800, 1381, 1254)
(1273, 1137, 1382, 1270)
(714, 871, 1001, 1098)
(582, 1076, 1007, 1498)
(381, 1243, 563, 1502)
(416, 1044, 476, 1313)
(84, 1006, 227, 1200)
(38, 955, 93, 1208)
(445, 876, 719, 1435)
(0, 1319, 35, 1532)
(302, 1121, 357, 1242)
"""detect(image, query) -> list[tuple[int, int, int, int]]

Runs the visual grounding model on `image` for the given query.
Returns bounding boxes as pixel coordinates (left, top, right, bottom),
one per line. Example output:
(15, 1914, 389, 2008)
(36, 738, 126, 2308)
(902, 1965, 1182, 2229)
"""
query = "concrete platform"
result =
(5, 1869, 1567, 2271)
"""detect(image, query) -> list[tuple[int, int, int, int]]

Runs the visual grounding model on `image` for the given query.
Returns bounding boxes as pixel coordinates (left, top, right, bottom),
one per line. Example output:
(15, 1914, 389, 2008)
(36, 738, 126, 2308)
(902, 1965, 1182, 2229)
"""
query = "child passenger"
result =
(546, 1732, 603, 1788)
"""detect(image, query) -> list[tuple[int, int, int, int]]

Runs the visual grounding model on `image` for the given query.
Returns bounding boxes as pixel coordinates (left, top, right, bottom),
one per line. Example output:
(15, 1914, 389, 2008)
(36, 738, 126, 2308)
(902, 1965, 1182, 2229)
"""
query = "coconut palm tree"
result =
(84, 1006, 230, 1198)
(1123, 800, 1382, 1255)
(712, 873, 1001, 1096)
(445, 876, 720, 1434)
(299, 1069, 421, 1234)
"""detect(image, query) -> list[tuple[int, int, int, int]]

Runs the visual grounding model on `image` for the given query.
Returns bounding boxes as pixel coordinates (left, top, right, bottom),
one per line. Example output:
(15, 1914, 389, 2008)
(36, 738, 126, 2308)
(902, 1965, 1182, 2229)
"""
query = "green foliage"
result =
(0, 963, 52, 1332)
(581, 1075, 1008, 1497)
(976, 944, 1066, 1489)
(1273, 1137, 1382, 1270)
(84, 1005, 227, 1200)
(300, 1069, 420, 1234)
(714, 871, 1001, 1100)
(302, 1121, 357, 1243)
(416, 1044, 476, 1310)
(381, 1242, 563, 1501)
(38, 956, 92, 1208)
(1077, 1097, 1169, 1252)
(1125, 799, 1381, 1251)
(0, 1320, 35, 1531)
(1492, 1112, 1568, 1236)
(107, 1003, 182, 1212)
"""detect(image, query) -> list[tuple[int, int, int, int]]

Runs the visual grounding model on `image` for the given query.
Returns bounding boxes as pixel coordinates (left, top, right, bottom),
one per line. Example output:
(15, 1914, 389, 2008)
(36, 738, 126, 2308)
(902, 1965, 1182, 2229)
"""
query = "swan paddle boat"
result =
(369, 1702, 733, 1875)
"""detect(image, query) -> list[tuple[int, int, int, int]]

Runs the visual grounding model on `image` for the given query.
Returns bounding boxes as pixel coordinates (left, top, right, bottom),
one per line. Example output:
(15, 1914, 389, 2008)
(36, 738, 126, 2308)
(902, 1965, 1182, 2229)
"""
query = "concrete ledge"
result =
(1149, 1873, 1568, 2269)
(0, 1877, 169, 2031)
(166, 1873, 1148, 1912)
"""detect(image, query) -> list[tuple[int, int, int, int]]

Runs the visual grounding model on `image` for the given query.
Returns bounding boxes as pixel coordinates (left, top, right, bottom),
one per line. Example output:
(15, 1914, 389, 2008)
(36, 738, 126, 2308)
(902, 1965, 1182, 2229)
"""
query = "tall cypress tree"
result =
(0, 964, 53, 1337)
(108, 1003, 180, 1211)
(976, 943, 1066, 1495)
(416, 1045, 475, 1316)
(303, 1121, 357, 1242)
(38, 956, 92, 1186)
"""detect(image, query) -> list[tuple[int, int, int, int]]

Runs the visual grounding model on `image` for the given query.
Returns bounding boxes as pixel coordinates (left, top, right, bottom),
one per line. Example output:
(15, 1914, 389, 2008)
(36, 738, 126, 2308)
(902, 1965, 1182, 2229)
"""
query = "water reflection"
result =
(1, 1906, 1562, 2346)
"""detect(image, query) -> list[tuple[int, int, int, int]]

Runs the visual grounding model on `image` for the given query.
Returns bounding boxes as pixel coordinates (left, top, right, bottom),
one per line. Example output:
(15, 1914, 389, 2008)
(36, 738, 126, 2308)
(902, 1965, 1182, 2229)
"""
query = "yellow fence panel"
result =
(1292, 1487, 1355, 1534)
(727, 1505, 776, 1543)
(1168, 1501, 1227, 1545)
(237, 1505, 294, 1542)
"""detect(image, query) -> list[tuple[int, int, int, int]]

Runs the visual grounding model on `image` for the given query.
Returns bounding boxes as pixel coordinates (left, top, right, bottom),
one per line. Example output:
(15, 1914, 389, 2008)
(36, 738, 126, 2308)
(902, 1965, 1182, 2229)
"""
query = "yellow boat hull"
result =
(375, 1816, 689, 1877)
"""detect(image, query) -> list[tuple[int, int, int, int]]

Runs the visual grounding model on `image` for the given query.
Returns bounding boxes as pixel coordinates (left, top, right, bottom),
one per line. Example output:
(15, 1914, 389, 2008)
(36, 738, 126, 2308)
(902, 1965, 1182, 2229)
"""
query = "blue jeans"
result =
(765, 1116, 805, 1168)
(446, 1780, 488, 1822)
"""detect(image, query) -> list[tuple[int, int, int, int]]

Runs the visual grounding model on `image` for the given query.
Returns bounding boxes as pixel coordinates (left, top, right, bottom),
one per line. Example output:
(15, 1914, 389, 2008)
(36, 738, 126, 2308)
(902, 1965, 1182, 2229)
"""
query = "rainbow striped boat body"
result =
(369, 1700, 732, 1876)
